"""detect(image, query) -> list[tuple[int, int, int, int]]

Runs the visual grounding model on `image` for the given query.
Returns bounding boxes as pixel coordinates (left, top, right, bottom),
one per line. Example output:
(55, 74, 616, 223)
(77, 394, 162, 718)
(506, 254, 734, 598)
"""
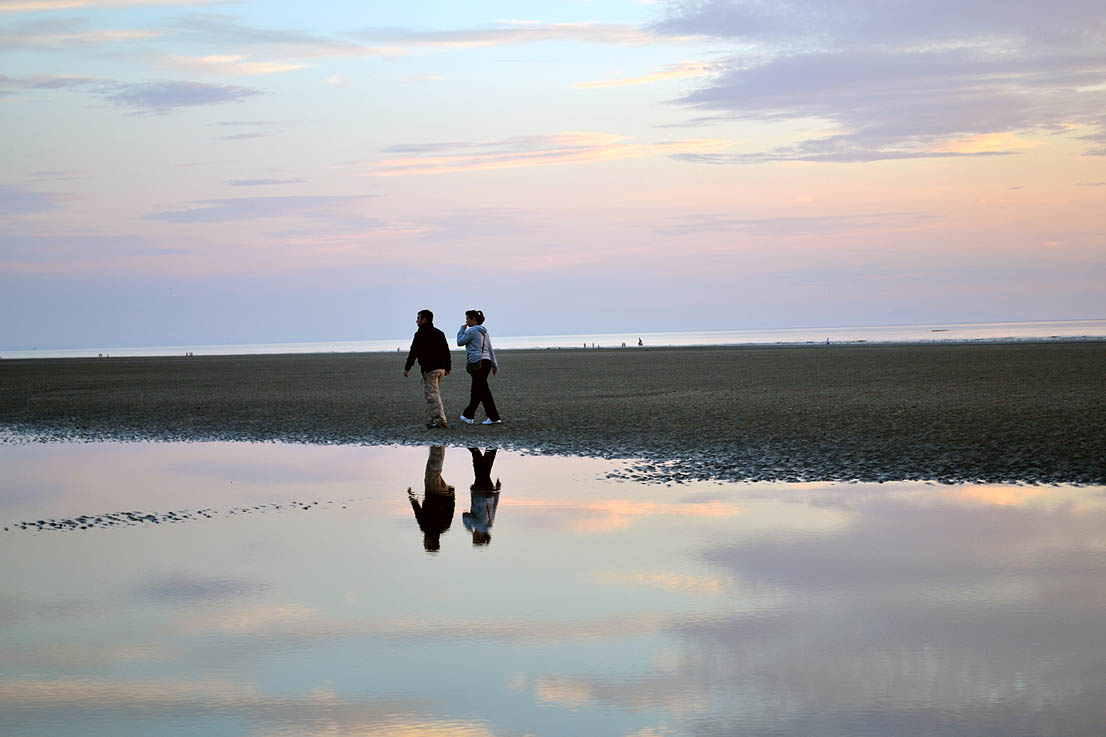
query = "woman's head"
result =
(465, 309, 485, 325)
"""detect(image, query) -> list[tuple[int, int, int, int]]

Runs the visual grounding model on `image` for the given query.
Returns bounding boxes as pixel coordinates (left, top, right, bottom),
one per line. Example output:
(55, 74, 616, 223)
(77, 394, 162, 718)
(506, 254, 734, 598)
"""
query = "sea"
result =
(3, 318, 1105, 359)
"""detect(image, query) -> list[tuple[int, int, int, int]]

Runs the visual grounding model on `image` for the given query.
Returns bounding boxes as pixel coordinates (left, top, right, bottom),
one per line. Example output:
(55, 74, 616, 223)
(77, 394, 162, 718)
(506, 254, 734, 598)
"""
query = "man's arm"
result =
(408, 488, 426, 526)
(404, 332, 419, 375)
(437, 329, 452, 373)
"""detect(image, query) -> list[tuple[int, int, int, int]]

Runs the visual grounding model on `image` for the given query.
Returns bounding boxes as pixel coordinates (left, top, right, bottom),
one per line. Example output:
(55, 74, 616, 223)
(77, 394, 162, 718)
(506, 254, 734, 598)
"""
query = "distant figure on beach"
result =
(457, 309, 501, 425)
(404, 309, 452, 429)
(638, 337, 643, 346)
(464, 447, 500, 546)
(408, 445, 455, 552)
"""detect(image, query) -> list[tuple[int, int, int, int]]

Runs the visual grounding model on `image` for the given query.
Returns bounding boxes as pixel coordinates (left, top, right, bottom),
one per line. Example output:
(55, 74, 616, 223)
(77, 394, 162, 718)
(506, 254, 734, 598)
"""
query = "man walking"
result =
(404, 309, 452, 428)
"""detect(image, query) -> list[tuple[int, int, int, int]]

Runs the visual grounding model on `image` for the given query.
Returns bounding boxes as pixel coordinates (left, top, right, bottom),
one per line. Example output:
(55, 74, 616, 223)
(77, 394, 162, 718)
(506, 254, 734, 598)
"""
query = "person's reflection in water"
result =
(464, 447, 501, 546)
(408, 445, 455, 553)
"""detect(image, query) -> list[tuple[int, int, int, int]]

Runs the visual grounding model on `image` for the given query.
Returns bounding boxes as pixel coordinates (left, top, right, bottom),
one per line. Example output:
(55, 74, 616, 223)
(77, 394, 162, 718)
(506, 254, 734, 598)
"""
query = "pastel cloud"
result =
(0, 676, 259, 707)
(133, 572, 267, 603)
(212, 121, 284, 140)
(2, 74, 260, 113)
(703, 492, 1106, 591)
(575, 60, 721, 88)
(350, 21, 689, 50)
(28, 169, 86, 183)
(165, 15, 701, 63)
(507, 497, 740, 533)
(654, 0, 1106, 51)
(0, 19, 163, 48)
(0, 677, 494, 737)
(534, 676, 593, 707)
(675, 148, 1018, 165)
(657, 0, 1106, 160)
(592, 570, 731, 596)
(162, 53, 308, 76)
(932, 132, 1045, 154)
(105, 79, 259, 113)
(145, 194, 378, 223)
(0, 0, 223, 11)
(1078, 127, 1106, 156)
(1, 642, 176, 668)
(656, 493, 1106, 736)
(365, 131, 730, 176)
(215, 130, 280, 140)
(174, 604, 318, 635)
(227, 178, 304, 186)
(656, 211, 935, 238)
(169, 603, 670, 645)
(171, 14, 406, 59)
(941, 484, 1050, 507)
(0, 183, 68, 216)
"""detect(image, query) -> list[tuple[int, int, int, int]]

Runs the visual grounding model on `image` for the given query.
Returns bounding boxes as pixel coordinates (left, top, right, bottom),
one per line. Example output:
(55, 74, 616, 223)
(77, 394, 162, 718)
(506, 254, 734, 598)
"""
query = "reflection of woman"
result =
(469, 447, 498, 491)
(457, 310, 501, 425)
(464, 447, 501, 546)
(408, 446, 455, 552)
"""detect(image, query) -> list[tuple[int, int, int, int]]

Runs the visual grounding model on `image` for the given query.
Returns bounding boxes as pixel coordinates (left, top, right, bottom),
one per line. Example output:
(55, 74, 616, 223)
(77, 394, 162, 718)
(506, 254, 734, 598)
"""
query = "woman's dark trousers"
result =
(463, 359, 500, 421)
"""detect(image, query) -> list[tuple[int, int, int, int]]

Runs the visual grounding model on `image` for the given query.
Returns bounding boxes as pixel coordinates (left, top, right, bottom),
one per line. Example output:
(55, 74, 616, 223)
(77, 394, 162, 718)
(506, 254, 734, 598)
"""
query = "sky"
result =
(1, 0, 1104, 349)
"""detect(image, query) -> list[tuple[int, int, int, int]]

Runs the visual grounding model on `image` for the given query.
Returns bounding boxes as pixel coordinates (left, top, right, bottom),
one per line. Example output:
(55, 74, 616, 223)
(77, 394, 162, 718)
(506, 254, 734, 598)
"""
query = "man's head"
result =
(417, 309, 434, 326)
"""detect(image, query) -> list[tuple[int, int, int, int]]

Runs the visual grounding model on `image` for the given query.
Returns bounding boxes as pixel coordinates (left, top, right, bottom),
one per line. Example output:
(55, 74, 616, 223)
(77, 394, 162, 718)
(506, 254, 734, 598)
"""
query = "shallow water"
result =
(6, 318, 1105, 358)
(2, 442, 1105, 736)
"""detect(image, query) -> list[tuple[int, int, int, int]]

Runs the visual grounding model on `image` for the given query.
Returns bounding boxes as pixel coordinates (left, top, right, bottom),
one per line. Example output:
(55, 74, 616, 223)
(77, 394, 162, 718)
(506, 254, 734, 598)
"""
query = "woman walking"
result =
(457, 309, 501, 425)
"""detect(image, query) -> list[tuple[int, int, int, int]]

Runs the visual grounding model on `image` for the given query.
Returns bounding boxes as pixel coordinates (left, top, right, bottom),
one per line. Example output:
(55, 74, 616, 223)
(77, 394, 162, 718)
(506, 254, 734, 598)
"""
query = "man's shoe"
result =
(481, 418, 502, 425)
(459, 415, 474, 424)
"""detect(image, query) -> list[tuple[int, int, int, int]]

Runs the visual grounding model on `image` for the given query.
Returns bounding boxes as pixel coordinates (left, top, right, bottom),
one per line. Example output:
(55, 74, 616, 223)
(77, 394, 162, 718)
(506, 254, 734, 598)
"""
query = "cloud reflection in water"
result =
(1, 442, 1103, 736)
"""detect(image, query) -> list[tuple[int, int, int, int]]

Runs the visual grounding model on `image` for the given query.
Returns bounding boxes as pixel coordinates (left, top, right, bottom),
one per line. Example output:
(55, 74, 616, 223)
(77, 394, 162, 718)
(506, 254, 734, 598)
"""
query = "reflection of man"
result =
(408, 446, 455, 552)
(404, 309, 452, 429)
(464, 447, 501, 546)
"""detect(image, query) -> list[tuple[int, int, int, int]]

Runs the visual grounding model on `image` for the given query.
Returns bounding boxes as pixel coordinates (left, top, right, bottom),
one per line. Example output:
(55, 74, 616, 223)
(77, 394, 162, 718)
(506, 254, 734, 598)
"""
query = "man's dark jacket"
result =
(405, 323, 452, 373)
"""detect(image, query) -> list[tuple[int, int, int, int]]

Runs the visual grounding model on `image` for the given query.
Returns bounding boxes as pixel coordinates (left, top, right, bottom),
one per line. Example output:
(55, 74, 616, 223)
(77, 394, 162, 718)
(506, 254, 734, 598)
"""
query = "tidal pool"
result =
(2, 442, 1104, 736)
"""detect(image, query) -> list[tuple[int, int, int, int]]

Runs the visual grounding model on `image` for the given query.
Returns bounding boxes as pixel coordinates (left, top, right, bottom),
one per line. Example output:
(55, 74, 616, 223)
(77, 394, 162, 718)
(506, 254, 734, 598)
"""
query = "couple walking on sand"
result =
(403, 309, 501, 429)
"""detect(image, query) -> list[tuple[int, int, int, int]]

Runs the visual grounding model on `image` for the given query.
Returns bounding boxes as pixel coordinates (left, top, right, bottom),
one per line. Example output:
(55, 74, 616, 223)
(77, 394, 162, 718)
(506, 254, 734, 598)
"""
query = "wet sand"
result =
(2, 342, 1104, 484)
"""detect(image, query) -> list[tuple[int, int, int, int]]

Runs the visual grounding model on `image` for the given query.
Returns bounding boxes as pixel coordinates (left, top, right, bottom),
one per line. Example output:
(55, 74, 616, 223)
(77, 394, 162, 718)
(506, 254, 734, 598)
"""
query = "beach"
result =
(2, 341, 1104, 484)
(4, 345, 1106, 737)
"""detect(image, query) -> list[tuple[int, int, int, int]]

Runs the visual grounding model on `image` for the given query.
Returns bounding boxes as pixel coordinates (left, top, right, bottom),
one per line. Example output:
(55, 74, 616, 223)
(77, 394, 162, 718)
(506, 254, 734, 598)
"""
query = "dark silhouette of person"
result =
(464, 447, 501, 546)
(408, 446, 455, 552)
(403, 309, 452, 429)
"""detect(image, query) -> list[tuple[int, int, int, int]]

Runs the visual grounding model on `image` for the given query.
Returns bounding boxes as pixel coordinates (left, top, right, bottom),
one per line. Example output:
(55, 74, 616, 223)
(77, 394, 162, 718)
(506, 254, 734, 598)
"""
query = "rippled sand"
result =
(2, 342, 1104, 484)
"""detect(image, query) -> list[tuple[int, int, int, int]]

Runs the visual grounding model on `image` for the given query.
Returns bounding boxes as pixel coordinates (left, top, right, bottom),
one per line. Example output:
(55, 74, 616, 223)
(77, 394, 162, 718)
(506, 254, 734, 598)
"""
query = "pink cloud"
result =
(364, 132, 729, 176)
